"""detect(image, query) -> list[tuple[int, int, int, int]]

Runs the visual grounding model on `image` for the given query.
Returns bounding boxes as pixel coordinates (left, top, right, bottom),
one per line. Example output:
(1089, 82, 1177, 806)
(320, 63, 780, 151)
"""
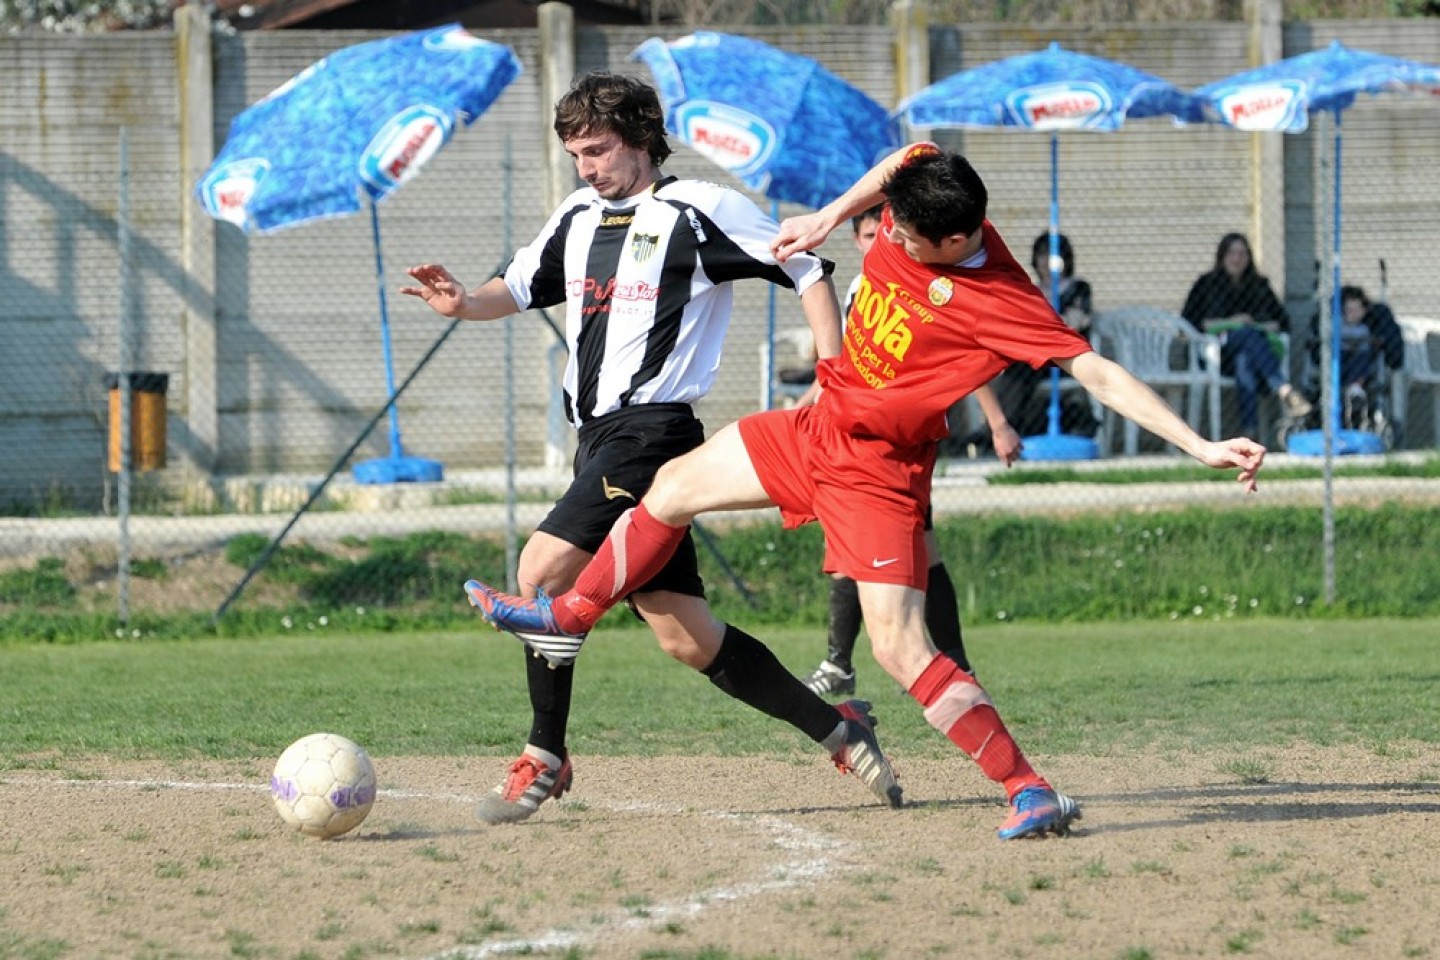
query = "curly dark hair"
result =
(882, 152, 987, 244)
(553, 71, 672, 166)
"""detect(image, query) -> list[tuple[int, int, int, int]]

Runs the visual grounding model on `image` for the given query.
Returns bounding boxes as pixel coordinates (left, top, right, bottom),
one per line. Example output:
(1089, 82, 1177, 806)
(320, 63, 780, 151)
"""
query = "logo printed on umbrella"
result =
(197, 158, 272, 228)
(1216, 81, 1307, 131)
(359, 105, 454, 196)
(674, 101, 777, 179)
(1007, 82, 1114, 130)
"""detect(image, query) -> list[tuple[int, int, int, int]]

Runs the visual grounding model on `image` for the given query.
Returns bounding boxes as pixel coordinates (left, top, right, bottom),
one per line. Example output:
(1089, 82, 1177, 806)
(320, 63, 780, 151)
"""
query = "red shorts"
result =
(737, 404, 935, 589)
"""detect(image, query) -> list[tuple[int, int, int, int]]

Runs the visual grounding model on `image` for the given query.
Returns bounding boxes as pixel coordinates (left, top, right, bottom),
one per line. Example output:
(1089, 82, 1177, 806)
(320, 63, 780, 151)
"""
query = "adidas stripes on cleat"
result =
(997, 786, 1082, 840)
(832, 699, 903, 809)
(802, 659, 856, 697)
(476, 751, 574, 825)
(463, 579, 587, 668)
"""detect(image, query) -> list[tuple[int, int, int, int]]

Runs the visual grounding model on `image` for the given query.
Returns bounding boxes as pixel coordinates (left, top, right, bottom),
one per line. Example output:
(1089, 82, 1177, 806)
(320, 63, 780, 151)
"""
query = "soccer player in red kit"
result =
(466, 143, 1267, 839)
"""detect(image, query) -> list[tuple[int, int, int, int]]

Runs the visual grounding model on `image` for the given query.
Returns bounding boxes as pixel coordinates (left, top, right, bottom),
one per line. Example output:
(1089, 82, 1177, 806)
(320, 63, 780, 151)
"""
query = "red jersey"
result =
(816, 205, 1091, 448)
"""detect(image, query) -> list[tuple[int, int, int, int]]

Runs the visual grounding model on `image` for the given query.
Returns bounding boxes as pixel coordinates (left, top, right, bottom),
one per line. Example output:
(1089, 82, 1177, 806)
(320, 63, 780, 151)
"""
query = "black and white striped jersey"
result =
(502, 176, 832, 428)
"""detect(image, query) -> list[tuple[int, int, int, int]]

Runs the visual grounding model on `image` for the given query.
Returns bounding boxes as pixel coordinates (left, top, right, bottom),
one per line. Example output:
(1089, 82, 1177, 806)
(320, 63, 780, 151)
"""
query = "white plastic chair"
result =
(1093, 306, 1221, 456)
(1397, 317, 1440, 446)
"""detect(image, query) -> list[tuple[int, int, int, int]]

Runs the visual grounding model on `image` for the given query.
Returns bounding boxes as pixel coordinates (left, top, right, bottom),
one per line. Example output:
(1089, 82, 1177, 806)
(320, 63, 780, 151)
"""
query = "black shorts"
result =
(538, 403, 706, 599)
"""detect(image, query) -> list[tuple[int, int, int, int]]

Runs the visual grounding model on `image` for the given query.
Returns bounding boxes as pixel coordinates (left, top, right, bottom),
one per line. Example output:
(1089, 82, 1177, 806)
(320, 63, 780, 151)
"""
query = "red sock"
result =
(909, 653, 1047, 800)
(555, 504, 688, 633)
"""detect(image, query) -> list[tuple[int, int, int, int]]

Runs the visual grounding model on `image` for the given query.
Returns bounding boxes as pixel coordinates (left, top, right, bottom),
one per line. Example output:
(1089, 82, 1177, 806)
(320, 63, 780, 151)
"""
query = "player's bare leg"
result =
(858, 581, 1080, 839)
(466, 422, 770, 648)
(469, 425, 903, 808)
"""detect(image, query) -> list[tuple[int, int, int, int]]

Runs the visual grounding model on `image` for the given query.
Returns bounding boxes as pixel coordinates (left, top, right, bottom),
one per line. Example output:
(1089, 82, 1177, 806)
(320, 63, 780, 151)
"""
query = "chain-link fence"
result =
(1, 18, 1437, 631)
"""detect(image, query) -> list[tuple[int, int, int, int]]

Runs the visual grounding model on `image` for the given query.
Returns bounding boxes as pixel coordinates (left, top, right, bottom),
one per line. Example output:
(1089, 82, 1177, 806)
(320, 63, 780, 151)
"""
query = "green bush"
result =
(698, 503, 1440, 625)
(223, 532, 330, 583)
(0, 557, 75, 606)
(303, 530, 508, 607)
(2, 503, 1437, 643)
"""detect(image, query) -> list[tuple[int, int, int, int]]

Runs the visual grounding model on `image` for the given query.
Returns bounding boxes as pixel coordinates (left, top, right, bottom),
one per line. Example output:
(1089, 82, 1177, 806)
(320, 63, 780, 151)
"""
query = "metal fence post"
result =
(117, 128, 132, 627)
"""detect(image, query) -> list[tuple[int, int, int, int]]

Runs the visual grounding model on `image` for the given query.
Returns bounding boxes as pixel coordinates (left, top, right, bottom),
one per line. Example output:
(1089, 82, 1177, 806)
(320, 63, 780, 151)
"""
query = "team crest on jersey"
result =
(630, 232, 659, 262)
(927, 276, 954, 306)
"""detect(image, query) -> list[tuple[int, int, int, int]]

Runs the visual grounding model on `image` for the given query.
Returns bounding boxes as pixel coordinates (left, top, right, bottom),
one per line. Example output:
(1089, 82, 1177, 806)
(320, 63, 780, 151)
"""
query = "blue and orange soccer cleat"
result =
(463, 580, 588, 668)
(997, 786, 1082, 840)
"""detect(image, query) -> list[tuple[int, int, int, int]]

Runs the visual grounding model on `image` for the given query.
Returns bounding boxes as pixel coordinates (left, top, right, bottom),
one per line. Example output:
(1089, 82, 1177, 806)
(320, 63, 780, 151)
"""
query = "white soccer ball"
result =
(270, 732, 377, 839)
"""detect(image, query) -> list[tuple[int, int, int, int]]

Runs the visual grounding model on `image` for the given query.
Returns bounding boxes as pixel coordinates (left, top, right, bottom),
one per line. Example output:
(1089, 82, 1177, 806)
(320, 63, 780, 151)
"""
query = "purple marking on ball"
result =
(271, 776, 300, 802)
(331, 783, 376, 808)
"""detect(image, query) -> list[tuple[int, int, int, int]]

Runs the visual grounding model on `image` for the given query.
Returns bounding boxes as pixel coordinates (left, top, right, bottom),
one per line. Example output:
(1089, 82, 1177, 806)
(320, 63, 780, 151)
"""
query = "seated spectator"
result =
(979, 232, 1098, 444)
(1032, 232, 1094, 340)
(1313, 284, 1405, 394)
(1181, 232, 1312, 437)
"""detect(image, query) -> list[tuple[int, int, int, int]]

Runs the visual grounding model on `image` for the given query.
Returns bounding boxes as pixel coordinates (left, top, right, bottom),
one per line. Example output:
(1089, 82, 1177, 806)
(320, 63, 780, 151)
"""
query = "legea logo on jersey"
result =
(675, 101, 776, 179)
(1007, 82, 1113, 130)
(197, 158, 271, 228)
(1215, 81, 1307, 131)
(359, 105, 453, 195)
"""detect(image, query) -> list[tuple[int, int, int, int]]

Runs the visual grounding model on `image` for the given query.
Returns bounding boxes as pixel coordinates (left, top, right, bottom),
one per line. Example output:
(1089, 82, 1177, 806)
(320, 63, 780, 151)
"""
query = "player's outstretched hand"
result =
(400, 264, 467, 317)
(992, 421, 1023, 467)
(1198, 437, 1267, 493)
(771, 212, 833, 262)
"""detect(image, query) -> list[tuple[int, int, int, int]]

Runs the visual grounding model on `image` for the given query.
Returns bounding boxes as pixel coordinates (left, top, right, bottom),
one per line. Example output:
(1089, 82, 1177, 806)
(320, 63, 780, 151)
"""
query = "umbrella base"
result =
(1019, 433, 1099, 462)
(1284, 429, 1386, 457)
(353, 455, 445, 484)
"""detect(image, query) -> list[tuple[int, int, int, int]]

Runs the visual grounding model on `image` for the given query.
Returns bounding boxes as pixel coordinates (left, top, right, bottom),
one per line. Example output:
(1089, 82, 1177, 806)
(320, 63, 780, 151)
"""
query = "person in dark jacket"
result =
(1181, 232, 1312, 437)
(1324, 284, 1405, 391)
(981, 232, 1098, 441)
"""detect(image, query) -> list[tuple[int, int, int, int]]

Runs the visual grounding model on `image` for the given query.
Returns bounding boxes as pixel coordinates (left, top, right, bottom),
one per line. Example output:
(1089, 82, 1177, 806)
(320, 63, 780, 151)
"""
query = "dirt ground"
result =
(2, 745, 1438, 960)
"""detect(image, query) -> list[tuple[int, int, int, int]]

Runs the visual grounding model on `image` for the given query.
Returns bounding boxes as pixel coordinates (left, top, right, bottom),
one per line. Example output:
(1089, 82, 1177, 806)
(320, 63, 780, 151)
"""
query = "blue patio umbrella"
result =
(632, 32, 900, 210)
(196, 24, 522, 483)
(632, 32, 900, 408)
(1193, 40, 1440, 458)
(896, 42, 1208, 461)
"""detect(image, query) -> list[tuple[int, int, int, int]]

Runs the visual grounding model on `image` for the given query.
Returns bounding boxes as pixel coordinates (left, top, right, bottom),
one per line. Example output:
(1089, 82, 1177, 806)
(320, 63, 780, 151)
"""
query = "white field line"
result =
(0, 775, 854, 959)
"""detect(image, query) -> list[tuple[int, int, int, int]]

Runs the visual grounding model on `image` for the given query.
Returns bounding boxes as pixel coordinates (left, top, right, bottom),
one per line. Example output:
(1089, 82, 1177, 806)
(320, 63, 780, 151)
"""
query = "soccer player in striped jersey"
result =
(465, 143, 1268, 839)
(401, 72, 901, 823)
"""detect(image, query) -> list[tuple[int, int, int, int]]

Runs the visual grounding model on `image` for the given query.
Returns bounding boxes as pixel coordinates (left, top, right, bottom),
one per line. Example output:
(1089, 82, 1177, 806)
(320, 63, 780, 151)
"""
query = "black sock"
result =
(827, 576, 861, 672)
(924, 561, 971, 672)
(703, 624, 840, 744)
(524, 647, 574, 757)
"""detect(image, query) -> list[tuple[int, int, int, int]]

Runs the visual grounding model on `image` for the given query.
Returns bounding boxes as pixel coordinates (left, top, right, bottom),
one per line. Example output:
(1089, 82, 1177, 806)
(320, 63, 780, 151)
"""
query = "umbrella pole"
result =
(1327, 112, 1344, 440)
(764, 199, 779, 411)
(1046, 132, 1062, 438)
(371, 199, 405, 461)
(1323, 110, 1344, 605)
(1020, 133, 1096, 462)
